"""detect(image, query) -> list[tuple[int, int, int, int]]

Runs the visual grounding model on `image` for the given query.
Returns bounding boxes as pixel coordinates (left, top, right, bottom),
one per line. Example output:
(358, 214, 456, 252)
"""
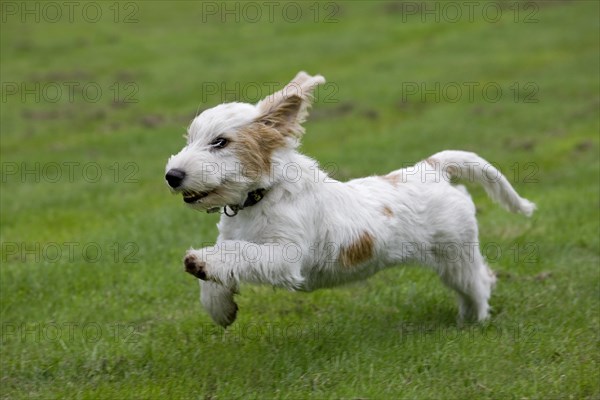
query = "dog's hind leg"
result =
(200, 281, 238, 328)
(435, 249, 496, 322)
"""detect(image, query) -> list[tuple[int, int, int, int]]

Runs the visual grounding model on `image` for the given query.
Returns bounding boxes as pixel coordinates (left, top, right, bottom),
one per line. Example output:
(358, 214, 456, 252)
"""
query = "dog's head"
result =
(165, 71, 325, 210)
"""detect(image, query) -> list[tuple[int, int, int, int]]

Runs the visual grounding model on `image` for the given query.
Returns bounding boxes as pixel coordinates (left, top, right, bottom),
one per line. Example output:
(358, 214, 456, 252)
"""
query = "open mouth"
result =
(182, 190, 211, 204)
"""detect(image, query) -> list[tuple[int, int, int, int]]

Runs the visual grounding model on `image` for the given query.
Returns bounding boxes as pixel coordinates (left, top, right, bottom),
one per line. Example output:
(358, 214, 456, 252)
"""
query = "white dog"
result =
(165, 72, 535, 327)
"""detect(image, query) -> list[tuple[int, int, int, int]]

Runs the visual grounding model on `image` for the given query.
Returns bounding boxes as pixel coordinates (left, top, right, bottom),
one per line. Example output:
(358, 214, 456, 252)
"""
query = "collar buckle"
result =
(207, 188, 267, 218)
(223, 205, 239, 217)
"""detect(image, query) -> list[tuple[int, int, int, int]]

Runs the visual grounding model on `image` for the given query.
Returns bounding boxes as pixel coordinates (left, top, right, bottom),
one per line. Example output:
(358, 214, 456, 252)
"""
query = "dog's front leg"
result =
(199, 281, 238, 328)
(184, 240, 306, 289)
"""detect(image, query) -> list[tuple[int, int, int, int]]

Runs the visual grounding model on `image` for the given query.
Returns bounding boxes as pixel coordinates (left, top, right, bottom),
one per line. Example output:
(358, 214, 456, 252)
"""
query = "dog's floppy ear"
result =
(256, 71, 326, 138)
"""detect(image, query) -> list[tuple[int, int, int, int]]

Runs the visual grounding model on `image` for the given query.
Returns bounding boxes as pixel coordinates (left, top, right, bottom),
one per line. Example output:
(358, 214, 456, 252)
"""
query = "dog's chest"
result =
(216, 211, 280, 242)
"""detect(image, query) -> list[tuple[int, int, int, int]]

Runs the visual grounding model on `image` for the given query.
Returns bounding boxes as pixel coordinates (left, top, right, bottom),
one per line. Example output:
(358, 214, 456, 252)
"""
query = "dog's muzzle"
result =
(165, 168, 213, 204)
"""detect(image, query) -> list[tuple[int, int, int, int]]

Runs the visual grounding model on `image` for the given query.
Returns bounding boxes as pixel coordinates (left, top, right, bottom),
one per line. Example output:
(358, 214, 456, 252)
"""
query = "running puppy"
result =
(165, 71, 535, 327)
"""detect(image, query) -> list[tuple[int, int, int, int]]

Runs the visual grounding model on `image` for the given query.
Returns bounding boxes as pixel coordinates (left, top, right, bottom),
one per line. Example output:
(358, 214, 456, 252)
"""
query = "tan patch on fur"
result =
(339, 231, 375, 268)
(258, 95, 305, 138)
(234, 123, 286, 179)
(446, 165, 458, 177)
(381, 173, 401, 187)
(382, 205, 393, 217)
(425, 158, 437, 167)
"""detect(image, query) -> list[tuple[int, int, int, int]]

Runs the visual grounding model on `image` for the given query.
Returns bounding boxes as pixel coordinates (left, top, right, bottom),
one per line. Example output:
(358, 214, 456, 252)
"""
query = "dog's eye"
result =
(210, 137, 228, 149)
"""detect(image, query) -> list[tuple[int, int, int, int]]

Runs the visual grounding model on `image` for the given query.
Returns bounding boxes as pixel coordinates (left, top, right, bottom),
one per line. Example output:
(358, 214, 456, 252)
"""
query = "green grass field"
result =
(1, 1, 598, 398)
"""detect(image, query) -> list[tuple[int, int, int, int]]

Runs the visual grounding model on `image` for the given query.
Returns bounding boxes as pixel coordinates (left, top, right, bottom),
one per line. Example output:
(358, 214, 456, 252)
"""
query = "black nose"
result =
(165, 168, 186, 188)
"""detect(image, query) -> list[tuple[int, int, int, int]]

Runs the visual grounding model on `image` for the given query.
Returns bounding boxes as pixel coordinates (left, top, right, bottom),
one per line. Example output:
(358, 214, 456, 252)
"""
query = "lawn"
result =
(1, 1, 599, 399)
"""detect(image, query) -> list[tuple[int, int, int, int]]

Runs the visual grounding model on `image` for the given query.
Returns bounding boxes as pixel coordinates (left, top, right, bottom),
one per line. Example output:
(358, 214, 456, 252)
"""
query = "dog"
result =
(165, 71, 536, 327)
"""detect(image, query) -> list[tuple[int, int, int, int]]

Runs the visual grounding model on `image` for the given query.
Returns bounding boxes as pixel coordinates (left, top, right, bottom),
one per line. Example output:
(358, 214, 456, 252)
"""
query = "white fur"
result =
(165, 72, 536, 327)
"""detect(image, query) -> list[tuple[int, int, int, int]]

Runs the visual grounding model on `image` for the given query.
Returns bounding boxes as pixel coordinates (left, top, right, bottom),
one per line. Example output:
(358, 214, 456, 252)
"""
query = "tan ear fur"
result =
(256, 71, 326, 138)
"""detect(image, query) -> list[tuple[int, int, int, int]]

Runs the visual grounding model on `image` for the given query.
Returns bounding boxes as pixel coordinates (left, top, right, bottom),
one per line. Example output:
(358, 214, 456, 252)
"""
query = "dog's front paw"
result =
(184, 252, 207, 280)
(214, 301, 238, 328)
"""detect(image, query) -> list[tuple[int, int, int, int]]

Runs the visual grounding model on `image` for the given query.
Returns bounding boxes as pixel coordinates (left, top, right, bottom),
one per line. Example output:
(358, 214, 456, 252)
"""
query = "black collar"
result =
(207, 188, 268, 217)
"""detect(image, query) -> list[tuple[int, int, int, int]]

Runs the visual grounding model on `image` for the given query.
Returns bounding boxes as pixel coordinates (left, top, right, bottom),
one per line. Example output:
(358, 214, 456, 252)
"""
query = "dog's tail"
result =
(426, 150, 536, 217)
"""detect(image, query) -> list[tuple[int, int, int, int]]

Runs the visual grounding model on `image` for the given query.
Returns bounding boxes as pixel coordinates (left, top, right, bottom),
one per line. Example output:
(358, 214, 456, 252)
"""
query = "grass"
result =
(1, 1, 599, 399)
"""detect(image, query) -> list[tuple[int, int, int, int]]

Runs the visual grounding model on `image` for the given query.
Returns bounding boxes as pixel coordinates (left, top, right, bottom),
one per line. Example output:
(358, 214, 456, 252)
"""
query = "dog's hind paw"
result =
(184, 253, 207, 280)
